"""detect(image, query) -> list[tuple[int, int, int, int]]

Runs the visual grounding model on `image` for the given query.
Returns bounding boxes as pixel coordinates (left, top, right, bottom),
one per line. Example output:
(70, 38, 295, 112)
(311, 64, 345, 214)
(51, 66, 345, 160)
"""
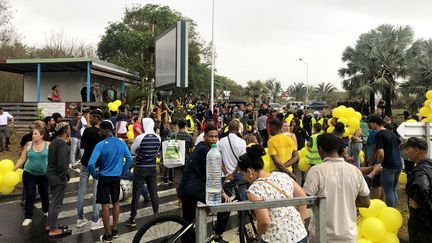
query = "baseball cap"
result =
(55, 122, 69, 132)
(90, 109, 103, 120)
(401, 137, 428, 150)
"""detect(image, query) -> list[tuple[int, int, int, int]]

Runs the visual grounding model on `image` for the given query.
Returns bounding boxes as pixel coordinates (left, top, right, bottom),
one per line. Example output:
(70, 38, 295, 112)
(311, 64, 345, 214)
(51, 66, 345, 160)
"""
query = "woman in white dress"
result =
(238, 144, 308, 243)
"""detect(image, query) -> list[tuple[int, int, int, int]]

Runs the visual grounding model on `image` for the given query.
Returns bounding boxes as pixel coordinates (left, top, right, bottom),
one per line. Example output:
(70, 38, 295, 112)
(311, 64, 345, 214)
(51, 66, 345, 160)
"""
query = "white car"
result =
(286, 101, 304, 110)
(269, 103, 284, 113)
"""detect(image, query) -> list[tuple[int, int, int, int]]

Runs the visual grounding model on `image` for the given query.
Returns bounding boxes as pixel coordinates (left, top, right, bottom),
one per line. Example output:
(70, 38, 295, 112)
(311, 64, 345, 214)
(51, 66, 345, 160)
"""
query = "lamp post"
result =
(210, 0, 216, 108)
(298, 58, 309, 108)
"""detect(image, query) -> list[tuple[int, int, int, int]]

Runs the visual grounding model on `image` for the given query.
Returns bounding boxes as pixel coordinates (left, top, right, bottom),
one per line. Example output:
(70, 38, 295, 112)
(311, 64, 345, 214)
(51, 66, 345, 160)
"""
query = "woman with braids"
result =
(238, 144, 308, 243)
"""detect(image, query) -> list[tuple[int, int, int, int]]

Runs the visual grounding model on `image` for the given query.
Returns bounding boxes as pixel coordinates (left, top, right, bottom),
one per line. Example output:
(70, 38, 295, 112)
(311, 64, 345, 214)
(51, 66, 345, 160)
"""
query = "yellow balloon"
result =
(332, 108, 342, 118)
(372, 199, 387, 211)
(0, 185, 14, 194)
(108, 102, 118, 112)
(358, 239, 373, 243)
(127, 131, 135, 142)
(338, 117, 348, 126)
(128, 125, 133, 131)
(398, 172, 407, 184)
(419, 106, 432, 117)
(0, 159, 14, 175)
(114, 100, 122, 107)
(327, 126, 335, 133)
(299, 147, 308, 159)
(298, 158, 310, 172)
(359, 150, 365, 163)
(343, 128, 350, 137)
(348, 117, 360, 129)
(327, 118, 334, 127)
(156, 157, 160, 164)
(354, 111, 362, 121)
(359, 200, 383, 218)
(0, 174, 3, 186)
(378, 207, 403, 233)
(377, 232, 399, 243)
(425, 99, 432, 109)
(3, 171, 19, 187)
(360, 217, 386, 242)
(346, 107, 355, 117)
(426, 90, 432, 100)
(16, 168, 23, 183)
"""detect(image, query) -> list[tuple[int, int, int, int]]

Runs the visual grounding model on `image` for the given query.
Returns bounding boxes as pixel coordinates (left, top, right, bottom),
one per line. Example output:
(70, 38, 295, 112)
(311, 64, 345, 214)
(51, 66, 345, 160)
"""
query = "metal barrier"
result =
(195, 196, 326, 242)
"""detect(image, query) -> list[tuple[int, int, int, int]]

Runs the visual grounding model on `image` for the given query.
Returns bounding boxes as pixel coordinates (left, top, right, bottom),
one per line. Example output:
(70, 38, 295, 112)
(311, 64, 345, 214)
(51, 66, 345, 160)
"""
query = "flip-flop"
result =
(45, 225, 68, 232)
(48, 228, 72, 238)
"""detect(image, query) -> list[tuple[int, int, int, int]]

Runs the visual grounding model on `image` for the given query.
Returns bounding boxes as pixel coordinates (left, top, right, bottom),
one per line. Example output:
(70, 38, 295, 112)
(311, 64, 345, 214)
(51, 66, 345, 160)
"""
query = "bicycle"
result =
(132, 183, 261, 243)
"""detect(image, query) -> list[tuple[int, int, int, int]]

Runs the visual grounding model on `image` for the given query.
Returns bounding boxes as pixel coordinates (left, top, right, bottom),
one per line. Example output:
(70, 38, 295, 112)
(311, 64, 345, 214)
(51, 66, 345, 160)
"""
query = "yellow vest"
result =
(186, 115, 195, 134)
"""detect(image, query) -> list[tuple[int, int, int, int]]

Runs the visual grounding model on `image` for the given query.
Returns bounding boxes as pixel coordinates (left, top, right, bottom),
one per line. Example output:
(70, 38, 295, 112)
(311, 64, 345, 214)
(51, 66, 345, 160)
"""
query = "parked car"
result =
(269, 103, 284, 113)
(286, 101, 304, 110)
(307, 100, 328, 110)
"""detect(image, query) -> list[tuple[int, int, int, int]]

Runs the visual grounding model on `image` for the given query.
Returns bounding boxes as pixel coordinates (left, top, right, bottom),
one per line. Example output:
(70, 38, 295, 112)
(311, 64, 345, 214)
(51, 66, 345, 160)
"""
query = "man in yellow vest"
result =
(311, 111, 324, 126)
(185, 110, 196, 136)
(306, 123, 323, 166)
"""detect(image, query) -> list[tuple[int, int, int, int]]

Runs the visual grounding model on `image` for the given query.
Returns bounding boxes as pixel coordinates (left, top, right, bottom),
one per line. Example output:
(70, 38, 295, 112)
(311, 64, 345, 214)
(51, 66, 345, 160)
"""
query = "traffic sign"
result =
(397, 122, 432, 159)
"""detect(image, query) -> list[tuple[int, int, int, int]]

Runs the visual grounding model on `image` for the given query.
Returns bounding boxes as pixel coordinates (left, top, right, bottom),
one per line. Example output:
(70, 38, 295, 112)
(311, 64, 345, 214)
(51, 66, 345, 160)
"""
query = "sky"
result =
(10, 0, 432, 90)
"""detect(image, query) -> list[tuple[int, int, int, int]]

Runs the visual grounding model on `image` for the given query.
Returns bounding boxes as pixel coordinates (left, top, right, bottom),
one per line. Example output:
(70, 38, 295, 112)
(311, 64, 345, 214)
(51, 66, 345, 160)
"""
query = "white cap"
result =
(313, 111, 320, 115)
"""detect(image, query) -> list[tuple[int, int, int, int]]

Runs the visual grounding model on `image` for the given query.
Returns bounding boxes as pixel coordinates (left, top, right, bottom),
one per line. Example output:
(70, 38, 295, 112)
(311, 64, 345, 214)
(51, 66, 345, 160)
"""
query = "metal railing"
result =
(195, 196, 326, 242)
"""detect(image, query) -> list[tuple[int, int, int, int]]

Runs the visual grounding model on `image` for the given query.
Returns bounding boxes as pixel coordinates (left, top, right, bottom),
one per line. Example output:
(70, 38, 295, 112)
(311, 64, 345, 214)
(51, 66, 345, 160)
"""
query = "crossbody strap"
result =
(227, 134, 240, 162)
(258, 178, 289, 198)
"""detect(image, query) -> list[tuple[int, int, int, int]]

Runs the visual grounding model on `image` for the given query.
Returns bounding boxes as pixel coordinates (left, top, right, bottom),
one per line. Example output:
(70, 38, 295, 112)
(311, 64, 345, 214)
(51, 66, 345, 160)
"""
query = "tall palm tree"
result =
(287, 82, 306, 101)
(313, 82, 337, 101)
(245, 80, 267, 106)
(265, 78, 283, 102)
(400, 38, 432, 110)
(339, 24, 414, 116)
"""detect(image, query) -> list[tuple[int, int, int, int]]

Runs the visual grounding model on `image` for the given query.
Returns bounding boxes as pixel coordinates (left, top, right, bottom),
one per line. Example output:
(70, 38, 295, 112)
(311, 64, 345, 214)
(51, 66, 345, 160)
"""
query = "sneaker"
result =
(22, 219, 32, 227)
(44, 212, 48, 217)
(126, 218, 136, 227)
(76, 218, 89, 228)
(90, 219, 104, 231)
(111, 229, 119, 238)
(99, 234, 113, 242)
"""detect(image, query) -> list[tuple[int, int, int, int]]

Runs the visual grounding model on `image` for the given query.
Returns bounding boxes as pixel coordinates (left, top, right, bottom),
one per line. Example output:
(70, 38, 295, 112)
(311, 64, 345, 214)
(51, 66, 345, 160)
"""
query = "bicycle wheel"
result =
(132, 215, 195, 243)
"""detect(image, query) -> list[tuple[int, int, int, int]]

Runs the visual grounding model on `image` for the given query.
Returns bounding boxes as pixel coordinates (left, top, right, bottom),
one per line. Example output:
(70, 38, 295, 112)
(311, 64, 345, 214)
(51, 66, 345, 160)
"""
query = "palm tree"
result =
(339, 24, 414, 116)
(400, 38, 432, 110)
(287, 82, 306, 101)
(265, 78, 283, 102)
(313, 82, 337, 101)
(245, 80, 267, 106)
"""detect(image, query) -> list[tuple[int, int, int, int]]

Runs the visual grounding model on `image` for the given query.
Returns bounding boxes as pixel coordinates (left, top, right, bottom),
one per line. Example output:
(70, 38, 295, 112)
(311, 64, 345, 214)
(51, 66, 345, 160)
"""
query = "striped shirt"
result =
(136, 134, 161, 168)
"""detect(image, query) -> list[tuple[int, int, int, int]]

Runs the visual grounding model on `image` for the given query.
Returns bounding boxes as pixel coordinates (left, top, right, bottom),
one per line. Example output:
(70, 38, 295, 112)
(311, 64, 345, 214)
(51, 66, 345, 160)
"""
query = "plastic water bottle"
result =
(206, 144, 222, 206)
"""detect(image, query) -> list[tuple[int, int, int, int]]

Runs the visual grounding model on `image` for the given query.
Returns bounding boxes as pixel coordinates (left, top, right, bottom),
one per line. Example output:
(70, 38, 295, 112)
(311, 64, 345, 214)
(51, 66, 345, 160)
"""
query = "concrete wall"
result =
(23, 71, 125, 102)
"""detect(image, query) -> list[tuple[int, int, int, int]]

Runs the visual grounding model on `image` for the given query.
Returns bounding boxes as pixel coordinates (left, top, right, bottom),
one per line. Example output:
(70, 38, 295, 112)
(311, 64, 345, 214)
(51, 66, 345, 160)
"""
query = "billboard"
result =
(155, 21, 188, 89)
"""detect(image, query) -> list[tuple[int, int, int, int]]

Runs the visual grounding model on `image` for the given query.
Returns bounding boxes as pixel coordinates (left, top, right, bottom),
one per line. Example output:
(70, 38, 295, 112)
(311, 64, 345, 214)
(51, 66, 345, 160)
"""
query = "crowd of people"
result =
(0, 95, 431, 243)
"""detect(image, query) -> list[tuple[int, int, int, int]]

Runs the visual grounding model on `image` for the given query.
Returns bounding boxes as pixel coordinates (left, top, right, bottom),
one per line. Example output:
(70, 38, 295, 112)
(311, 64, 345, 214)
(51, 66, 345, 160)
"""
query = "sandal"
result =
(45, 224, 68, 232)
(48, 228, 72, 238)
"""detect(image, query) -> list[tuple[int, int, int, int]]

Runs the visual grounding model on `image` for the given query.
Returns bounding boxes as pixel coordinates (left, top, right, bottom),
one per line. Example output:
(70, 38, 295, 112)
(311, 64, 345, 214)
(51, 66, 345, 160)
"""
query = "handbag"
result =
(162, 133, 185, 168)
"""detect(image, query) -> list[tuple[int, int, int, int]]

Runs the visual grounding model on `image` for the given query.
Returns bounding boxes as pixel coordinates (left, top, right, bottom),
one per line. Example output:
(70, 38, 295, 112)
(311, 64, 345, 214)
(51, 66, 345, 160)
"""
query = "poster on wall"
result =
(65, 102, 81, 118)
(38, 103, 66, 117)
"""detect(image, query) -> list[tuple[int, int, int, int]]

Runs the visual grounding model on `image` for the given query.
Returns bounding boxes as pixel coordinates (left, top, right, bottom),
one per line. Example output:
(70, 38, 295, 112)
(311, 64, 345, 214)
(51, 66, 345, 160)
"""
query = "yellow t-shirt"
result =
(266, 133, 297, 172)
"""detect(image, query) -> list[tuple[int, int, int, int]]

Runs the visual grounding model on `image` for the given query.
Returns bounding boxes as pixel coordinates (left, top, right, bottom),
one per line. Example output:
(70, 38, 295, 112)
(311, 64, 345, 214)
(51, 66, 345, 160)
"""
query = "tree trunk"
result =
(384, 87, 392, 117)
(369, 91, 375, 114)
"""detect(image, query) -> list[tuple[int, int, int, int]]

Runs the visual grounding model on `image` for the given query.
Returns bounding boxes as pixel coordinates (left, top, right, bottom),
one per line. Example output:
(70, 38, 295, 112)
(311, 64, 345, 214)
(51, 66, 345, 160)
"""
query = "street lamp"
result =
(298, 58, 309, 108)
(210, 0, 216, 108)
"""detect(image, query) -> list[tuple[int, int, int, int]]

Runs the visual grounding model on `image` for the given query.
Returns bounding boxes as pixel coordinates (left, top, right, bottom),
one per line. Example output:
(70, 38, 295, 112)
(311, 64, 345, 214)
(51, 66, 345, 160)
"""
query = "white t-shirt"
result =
(303, 157, 370, 243)
(0, 112, 13, 125)
(195, 132, 204, 146)
(80, 116, 88, 136)
(218, 133, 246, 174)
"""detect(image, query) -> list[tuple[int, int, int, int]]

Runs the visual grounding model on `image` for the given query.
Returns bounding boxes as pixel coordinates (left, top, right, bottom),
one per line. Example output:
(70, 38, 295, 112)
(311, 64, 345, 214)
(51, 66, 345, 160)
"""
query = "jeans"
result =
(130, 167, 159, 218)
(381, 167, 401, 207)
(0, 125, 10, 149)
(77, 165, 100, 222)
(48, 183, 67, 229)
(349, 142, 363, 167)
(23, 171, 49, 219)
(70, 137, 80, 165)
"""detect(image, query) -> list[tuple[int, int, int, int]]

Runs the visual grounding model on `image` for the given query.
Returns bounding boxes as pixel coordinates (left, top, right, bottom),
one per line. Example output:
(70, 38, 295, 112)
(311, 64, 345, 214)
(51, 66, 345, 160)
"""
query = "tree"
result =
(287, 82, 306, 101)
(313, 82, 337, 101)
(245, 80, 267, 107)
(339, 24, 414, 116)
(215, 75, 244, 99)
(400, 39, 432, 111)
(265, 78, 282, 102)
(98, 4, 211, 116)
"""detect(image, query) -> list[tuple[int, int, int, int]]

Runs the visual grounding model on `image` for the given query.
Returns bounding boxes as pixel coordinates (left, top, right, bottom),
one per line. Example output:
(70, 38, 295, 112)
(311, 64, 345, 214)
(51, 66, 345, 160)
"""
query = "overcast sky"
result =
(10, 0, 432, 90)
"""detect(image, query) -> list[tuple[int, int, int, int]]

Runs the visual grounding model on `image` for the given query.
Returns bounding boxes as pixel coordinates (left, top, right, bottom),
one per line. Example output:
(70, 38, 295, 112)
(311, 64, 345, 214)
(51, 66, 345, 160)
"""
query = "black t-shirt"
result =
(80, 127, 104, 167)
(375, 129, 402, 169)
(20, 133, 32, 147)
